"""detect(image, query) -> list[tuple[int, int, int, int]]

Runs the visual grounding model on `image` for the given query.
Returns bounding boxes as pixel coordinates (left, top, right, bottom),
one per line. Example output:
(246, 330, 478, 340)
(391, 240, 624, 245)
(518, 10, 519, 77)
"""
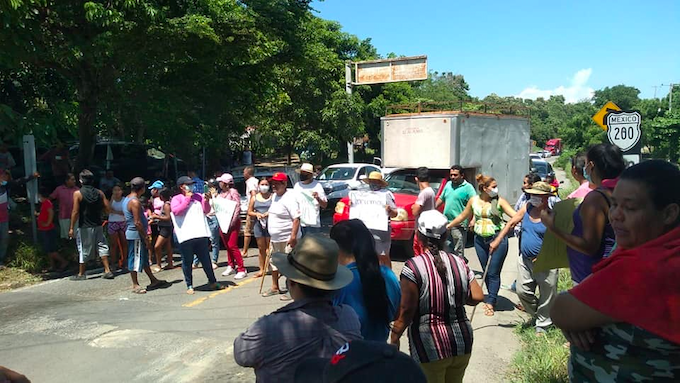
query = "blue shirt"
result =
(519, 205, 546, 259)
(123, 196, 148, 240)
(191, 177, 204, 194)
(332, 262, 401, 342)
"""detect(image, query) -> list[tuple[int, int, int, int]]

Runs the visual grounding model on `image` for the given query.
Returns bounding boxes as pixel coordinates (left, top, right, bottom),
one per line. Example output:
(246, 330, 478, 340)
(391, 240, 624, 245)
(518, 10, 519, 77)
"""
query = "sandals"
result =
(186, 288, 195, 295)
(147, 279, 169, 290)
(151, 266, 162, 273)
(261, 288, 280, 297)
(132, 287, 147, 294)
(484, 304, 495, 316)
(162, 264, 175, 270)
(253, 272, 264, 278)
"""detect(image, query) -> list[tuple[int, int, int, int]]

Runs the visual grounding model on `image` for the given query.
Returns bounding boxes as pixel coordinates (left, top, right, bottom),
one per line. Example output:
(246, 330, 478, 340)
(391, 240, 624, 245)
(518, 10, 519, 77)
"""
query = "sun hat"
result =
(148, 180, 164, 190)
(361, 171, 387, 187)
(271, 172, 287, 182)
(271, 235, 353, 291)
(296, 163, 314, 174)
(216, 173, 234, 184)
(294, 340, 426, 383)
(417, 210, 449, 239)
(524, 181, 554, 195)
(177, 175, 195, 185)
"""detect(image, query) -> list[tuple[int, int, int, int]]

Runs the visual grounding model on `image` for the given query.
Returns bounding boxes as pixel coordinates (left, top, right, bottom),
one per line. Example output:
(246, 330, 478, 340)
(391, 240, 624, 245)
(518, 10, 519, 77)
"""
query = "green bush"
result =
(8, 241, 47, 273)
(553, 149, 578, 170)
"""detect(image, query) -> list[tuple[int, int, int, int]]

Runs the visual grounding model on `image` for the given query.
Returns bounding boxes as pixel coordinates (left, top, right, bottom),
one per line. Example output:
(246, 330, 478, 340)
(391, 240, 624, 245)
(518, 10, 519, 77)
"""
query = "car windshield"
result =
(319, 167, 355, 181)
(385, 173, 443, 196)
(532, 161, 549, 176)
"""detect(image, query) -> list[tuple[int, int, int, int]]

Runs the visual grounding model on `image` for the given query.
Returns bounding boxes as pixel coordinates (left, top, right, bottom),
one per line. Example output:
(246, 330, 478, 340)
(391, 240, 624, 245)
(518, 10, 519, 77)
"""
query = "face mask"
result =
(369, 184, 382, 191)
(259, 185, 269, 193)
(300, 173, 312, 182)
(583, 165, 592, 183)
(529, 196, 544, 207)
(182, 185, 192, 193)
(487, 187, 499, 198)
(0, 181, 6, 186)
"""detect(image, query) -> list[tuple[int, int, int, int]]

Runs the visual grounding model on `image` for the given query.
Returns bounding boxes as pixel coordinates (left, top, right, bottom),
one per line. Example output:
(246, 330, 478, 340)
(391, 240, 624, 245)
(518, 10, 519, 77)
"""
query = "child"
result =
(139, 196, 155, 266)
(151, 188, 175, 271)
(37, 187, 68, 272)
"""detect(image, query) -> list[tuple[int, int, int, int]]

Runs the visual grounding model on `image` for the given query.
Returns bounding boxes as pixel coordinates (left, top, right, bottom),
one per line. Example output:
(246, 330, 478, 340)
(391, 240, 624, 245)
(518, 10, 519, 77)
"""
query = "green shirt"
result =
(440, 180, 477, 224)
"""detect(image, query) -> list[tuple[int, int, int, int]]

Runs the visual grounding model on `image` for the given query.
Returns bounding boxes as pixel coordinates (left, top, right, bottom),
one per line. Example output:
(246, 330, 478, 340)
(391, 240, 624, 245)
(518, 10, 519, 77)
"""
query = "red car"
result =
(333, 168, 450, 253)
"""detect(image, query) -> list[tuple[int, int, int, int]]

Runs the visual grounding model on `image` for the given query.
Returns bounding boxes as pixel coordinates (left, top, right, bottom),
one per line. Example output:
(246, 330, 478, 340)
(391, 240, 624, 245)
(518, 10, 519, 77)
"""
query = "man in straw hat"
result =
(294, 163, 327, 236)
(348, 171, 397, 267)
(490, 181, 559, 335)
(234, 235, 361, 382)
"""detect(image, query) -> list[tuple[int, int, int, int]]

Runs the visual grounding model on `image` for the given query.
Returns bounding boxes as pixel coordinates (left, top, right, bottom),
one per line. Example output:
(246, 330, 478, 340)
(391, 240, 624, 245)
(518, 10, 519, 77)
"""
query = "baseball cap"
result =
(271, 172, 287, 182)
(148, 180, 164, 190)
(417, 210, 448, 239)
(177, 176, 195, 185)
(130, 177, 146, 188)
(216, 173, 234, 184)
(294, 340, 426, 383)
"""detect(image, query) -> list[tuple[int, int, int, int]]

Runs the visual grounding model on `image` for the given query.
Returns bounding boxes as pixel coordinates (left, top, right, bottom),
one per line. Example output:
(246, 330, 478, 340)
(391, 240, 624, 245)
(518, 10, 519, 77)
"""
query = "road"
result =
(0, 234, 524, 383)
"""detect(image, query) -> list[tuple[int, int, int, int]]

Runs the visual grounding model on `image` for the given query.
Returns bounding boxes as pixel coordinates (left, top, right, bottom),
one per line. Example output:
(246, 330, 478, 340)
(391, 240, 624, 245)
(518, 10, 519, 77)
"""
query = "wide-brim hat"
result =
(524, 181, 553, 195)
(271, 235, 353, 291)
(296, 163, 314, 174)
(361, 171, 387, 187)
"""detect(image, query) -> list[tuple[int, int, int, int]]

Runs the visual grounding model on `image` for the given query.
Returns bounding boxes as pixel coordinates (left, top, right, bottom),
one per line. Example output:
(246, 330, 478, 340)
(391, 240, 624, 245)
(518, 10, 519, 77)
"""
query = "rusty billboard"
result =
(354, 56, 428, 85)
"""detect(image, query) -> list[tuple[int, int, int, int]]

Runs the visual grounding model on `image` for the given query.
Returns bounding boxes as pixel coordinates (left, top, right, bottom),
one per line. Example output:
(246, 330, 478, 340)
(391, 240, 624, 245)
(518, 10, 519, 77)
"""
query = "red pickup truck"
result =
(333, 168, 450, 253)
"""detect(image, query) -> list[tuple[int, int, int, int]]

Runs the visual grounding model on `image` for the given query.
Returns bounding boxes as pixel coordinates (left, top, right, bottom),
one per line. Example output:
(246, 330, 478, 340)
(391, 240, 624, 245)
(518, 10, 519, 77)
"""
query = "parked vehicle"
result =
(530, 158, 557, 183)
(530, 153, 541, 160)
(540, 150, 552, 158)
(317, 163, 382, 208)
(544, 138, 562, 156)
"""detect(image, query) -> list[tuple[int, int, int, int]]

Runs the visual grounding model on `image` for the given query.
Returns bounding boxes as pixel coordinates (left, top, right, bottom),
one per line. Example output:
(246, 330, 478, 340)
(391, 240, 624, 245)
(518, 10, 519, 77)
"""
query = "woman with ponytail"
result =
(330, 219, 401, 342)
(391, 210, 484, 382)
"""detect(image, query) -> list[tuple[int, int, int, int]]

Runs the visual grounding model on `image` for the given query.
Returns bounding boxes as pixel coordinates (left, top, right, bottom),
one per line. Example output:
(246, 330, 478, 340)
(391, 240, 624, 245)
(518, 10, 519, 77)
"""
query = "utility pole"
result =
(670, 84, 675, 112)
(345, 62, 354, 164)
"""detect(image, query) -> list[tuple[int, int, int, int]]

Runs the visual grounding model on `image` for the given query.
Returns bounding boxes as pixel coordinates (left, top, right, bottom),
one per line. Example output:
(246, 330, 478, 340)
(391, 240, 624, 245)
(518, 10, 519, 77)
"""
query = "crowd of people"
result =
(1, 142, 679, 382)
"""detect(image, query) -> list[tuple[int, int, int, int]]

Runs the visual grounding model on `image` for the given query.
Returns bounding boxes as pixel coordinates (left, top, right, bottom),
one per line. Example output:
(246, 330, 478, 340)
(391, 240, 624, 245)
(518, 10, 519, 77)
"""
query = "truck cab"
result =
(544, 138, 562, 156)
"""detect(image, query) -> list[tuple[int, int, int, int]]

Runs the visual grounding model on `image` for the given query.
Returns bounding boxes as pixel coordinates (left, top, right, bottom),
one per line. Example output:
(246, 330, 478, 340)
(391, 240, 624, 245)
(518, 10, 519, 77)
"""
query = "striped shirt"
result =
(401, 250, 475, 363)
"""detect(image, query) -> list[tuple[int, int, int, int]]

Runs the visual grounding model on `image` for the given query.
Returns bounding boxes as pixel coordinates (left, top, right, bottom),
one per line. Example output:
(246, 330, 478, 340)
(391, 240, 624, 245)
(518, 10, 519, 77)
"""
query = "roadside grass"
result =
(0, 267, 42, 292)
(509, 270, 574, 383)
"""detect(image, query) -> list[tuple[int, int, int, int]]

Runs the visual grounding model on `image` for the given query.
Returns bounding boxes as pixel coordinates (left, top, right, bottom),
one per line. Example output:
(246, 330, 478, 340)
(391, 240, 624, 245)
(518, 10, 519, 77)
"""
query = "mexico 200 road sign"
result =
(606, 111, 642, 152)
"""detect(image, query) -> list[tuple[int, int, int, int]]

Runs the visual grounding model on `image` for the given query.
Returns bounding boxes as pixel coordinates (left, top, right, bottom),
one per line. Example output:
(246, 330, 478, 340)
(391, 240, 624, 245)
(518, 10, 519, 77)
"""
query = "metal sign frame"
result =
(353, 55, 428, 86)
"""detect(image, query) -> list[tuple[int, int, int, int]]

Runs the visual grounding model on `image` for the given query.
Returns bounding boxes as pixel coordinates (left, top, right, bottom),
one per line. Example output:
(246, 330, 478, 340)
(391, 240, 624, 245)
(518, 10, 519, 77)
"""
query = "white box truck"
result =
(380, 111, 531, 202)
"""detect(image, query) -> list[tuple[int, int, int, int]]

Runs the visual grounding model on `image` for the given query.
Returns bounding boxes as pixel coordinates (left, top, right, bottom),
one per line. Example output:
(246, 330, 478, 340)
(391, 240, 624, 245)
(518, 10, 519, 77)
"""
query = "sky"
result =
(313, 0, 680, 102)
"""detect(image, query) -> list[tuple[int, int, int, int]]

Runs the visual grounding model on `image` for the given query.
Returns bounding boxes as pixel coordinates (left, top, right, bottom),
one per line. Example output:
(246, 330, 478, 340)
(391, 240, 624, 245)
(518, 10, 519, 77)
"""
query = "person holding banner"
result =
(349, 172, 397, 268)
(215, 173, 247, 280)
(294, 163, 327, 236)
(171, 176, 225, 295)
(248, 178, 272, 278)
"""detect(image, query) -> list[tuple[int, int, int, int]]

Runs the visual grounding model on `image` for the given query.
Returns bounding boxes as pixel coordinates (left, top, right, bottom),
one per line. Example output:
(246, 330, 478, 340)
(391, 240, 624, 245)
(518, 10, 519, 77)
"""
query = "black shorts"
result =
(38, 228, 58, 253)
(158, 225, 173, 238)
(151, 224, 160, 237)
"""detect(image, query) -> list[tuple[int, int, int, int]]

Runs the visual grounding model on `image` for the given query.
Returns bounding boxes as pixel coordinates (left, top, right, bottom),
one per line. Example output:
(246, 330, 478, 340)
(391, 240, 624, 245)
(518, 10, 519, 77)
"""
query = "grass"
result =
(508, 270, 574, 383)
(0, 267, 42, 292)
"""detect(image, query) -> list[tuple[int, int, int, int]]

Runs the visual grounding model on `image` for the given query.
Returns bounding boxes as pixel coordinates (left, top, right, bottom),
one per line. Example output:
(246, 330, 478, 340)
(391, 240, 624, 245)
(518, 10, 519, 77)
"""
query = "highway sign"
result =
(606, 111, 642, 152)
(592, 101, 621, 131)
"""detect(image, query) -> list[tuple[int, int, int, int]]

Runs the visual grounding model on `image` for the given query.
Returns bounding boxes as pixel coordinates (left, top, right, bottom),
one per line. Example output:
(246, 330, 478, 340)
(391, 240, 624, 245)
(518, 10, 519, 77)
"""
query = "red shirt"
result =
(38, 199, 55, 231)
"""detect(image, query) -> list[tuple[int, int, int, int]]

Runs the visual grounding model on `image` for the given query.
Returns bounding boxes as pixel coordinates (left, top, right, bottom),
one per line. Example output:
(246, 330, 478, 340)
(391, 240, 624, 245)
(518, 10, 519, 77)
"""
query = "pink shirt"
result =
(567, 181, 593, 199)
(50, 185, 79, 219)
(153, 197, 164, 215)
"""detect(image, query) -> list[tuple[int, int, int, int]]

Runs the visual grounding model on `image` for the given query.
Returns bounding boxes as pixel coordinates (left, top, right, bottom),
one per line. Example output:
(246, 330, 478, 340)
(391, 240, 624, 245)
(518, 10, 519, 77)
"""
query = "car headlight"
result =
(391, 208, 409, 222)
(335, 201, 346, 214)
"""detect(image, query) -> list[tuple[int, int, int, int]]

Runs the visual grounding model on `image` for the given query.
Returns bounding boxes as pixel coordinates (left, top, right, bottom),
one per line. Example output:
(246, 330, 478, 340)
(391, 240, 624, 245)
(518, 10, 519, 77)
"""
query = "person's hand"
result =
(0, 365, 31, 383)
(204, 192, 212, 200)
(32, 172, 40, 178)
(389, 334, 400, 349)
(256, 213, 264, 220)
(385, 205, 392, 214)
(312, 191, 319, 199)
(68, 229, 74, 239)
(287, 237, 298, 249)
(540, 208, 556, 230)
(489, 238, 501, 254)
(562, 329, 596, 352)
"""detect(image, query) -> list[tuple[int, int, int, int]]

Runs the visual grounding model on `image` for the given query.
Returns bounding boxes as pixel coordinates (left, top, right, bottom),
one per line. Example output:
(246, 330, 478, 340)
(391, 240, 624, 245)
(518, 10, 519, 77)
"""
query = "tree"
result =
(593, 85, 641, 111)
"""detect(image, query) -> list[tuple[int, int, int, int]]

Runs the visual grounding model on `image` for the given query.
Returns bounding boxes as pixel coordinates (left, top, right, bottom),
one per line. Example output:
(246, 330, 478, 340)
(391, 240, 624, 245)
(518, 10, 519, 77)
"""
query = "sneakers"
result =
(234, 271, 247, 280)
(70, 274, 87, 281)
(103, 272, 115, 280)
(221, 266, 235, 276)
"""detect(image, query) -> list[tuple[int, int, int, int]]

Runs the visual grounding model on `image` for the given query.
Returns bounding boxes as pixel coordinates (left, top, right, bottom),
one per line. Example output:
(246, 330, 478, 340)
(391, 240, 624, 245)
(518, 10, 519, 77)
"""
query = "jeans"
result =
(180, 237, 217, 289)
(195, 216, 220, 266)
(220, 224, 245, 273)
(0, 221, 8, 266)
(447, 226, 468, 258)
(301, 226, 322, 236)
(474, 233, 509, 306)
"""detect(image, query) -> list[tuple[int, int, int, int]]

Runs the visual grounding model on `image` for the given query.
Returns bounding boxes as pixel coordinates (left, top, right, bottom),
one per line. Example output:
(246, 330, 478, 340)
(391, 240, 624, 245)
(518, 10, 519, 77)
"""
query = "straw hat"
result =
(296, 163, 314, 174)
(271, 235, 353, 291)
(524, 181, 554, 195)
(361, 171, 388, 187)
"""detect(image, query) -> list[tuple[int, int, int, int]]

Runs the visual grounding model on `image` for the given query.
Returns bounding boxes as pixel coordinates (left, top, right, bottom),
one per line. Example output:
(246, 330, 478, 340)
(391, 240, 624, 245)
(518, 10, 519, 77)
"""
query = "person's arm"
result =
(499, 197, 517, 218)
(49, 188, 58, 201)
(8, 172, 39, 188)
(198, 194, 211, 214)
(229, 191, 240, 228)
(288, 218, 300, 248)
(171, 194, 192, 216)
(69, 191, 81, 238)
(385, 192, 398, 219)
(129, 199, 151, 247)
(247, 195, 260, 219)
(435, 197, 444, 209)
(490, 205, 526, 254)
(551, 292, 615, 332)
(233, 319, 266, 368)
(446, 198, 474, 229)
(156, 203, 172, 222)
(467, 279, 484, 305)
(541, 193, 607, 256)
(411, 202, 422, 218)
(314, 185, 328, 209)
(390, 277, 419, 347)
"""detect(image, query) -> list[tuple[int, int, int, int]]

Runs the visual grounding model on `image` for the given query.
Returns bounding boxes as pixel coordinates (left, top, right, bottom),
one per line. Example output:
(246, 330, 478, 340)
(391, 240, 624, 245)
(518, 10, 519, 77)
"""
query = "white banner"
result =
(170, 201, 210, 243)
(349, 191, 388, 232)
(213, 198, 238, 233)
(298, 191, 319, 227)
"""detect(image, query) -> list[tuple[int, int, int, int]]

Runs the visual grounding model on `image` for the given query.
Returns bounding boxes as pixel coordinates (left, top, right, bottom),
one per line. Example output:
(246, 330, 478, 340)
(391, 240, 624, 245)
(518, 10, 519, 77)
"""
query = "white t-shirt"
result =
(268, 191, 302, 243)
(415, 186, 435, 212)
(246, 177, 259, 201)
(294, 180, 327, 228)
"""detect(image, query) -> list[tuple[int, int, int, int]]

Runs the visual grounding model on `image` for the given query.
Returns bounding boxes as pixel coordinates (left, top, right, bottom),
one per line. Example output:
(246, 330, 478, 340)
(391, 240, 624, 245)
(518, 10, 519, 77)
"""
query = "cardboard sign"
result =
(349, 191, 388, 232)
(534, 198, 582, 273)
(213, 198, 238, 234)
(171, 201, 210, 243)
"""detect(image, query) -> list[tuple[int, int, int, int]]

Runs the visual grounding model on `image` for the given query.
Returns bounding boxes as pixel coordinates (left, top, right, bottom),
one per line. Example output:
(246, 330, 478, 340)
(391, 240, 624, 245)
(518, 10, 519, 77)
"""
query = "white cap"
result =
(417, 210, 449, 239)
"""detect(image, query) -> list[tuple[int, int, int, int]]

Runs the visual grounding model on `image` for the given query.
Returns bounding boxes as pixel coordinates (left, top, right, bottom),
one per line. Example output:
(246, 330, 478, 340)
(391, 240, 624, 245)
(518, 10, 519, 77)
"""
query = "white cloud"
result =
(517, 68, 595, 103)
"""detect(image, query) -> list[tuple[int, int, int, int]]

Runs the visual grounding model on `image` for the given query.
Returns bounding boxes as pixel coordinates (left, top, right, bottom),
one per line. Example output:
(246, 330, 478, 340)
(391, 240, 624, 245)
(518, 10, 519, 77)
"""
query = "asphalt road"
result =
(1, 232, 524, 383)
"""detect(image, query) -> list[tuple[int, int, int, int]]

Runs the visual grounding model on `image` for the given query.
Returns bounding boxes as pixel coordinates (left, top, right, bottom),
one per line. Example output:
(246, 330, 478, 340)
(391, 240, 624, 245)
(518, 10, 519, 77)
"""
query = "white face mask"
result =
(487, 187, 499, 198)
(529, 195, 544, 207)
(259, 185, 269, 193)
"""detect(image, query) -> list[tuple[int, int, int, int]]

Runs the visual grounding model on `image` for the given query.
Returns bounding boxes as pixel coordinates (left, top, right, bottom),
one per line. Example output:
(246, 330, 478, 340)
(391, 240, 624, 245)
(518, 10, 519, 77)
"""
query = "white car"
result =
(318, 163, 383, 207)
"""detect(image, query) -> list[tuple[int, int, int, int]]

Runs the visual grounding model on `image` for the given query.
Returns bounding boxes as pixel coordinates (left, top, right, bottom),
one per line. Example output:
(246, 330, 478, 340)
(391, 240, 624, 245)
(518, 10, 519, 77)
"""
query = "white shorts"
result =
(269, 241, 292, 272)
(76, 226, 109, 263)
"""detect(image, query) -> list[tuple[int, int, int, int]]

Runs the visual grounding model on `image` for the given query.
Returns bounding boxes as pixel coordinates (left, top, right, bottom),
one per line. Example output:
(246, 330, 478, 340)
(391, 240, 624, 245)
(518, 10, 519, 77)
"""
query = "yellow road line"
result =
(182, 277, 259, 308)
